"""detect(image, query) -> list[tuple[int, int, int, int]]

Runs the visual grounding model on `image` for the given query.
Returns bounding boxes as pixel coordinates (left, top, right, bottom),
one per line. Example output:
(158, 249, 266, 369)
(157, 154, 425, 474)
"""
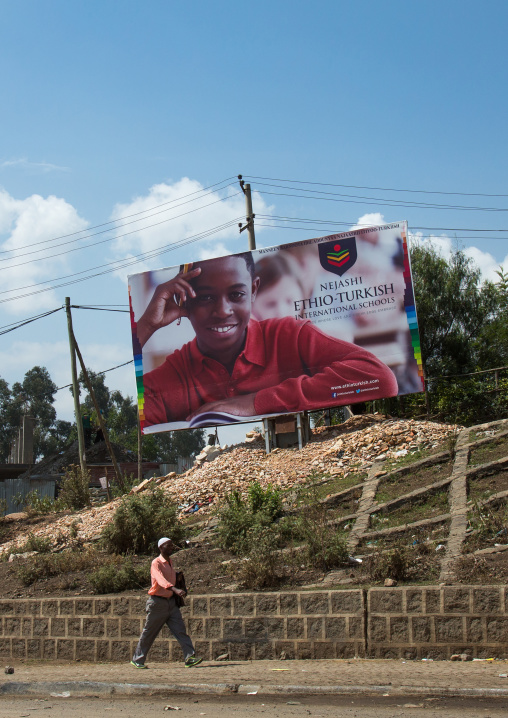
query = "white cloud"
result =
(0, 158, 69, 173)
(198, 242, 231, 260)
(109, 178, 271, 279)
(351, 212, 386, 230)
(0, 189, 88, 314)
(408, 230, 508, 284)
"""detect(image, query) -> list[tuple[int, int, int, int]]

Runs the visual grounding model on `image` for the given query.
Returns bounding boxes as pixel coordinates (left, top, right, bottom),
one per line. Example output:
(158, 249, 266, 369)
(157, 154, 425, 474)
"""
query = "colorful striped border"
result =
(401, 225, 425, 385)
(128, 288, 147, 434)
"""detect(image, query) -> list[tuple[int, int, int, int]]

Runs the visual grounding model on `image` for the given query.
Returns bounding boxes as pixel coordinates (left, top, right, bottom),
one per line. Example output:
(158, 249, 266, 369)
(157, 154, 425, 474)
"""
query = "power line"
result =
(254, 186, 508, 212)
(0, 176, 237, 255)
(0, 217, 241, 298)
(256, 214, 508, 233)
(244, 174, 508, 199)
(72, 305, 130, 314)
(56, 359, 134, 391)
(0, 307, 63, 335)
(254, 218, 508, 241)
(0, 218, 242, 304)
(0, 189, 241, 268)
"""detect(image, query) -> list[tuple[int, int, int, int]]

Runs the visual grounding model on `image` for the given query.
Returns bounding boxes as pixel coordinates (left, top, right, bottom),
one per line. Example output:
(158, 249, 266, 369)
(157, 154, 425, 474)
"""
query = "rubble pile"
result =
(0, 416, 458, 555)
(158, 417, 458, 512)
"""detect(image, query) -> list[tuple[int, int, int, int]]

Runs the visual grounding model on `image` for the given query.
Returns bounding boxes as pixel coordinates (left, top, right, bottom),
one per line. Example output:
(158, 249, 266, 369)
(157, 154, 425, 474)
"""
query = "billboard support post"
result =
(65, 297, 87, 477)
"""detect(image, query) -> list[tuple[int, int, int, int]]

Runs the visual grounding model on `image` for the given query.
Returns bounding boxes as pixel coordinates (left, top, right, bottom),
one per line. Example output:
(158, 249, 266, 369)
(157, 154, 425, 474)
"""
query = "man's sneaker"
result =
(130, 660, 148, 669)
(185, 655, 203, 668)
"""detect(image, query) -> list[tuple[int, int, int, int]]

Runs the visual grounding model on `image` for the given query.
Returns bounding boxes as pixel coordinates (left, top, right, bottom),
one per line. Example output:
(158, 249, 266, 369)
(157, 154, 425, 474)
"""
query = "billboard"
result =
(128, 221, 424, 434)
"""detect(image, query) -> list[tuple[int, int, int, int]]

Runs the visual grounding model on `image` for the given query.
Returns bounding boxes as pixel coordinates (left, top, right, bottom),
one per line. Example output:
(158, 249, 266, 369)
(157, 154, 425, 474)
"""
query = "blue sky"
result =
(1, 0, 507, 445)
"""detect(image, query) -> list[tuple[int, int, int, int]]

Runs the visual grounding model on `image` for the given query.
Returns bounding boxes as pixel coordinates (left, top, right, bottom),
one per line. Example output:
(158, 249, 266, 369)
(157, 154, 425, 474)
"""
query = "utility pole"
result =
(65, 297, 87, 476)
(137, 409, 142, 483)
(71, 329, 126, 492)
(238, 175, 256, 250)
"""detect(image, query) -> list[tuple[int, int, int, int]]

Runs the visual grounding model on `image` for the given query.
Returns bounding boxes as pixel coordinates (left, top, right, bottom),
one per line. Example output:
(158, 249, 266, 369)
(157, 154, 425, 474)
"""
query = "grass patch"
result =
(375, 460, 453, 504)
(89, 558, 150, 594)
(469, 438, 508, 467)
(15, 546, 105, 586)
(383, 442, 448, 473)
(370, 490, 450, 530)
(463, 500, 508, 553)
(468, 469, 508, 502)
(363, 539, 441, 584)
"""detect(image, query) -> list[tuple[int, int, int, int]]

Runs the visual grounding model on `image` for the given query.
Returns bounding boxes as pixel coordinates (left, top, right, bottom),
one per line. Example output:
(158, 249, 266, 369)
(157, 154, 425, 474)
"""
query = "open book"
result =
(188, 411, 252, 428)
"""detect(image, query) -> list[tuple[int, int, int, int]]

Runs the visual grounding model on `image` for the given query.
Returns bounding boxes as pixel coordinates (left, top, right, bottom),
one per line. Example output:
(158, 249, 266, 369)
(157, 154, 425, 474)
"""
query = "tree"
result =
(410, 242, 498, 378)
(0, 366, 71, 462)
(75, 372, 205, 462)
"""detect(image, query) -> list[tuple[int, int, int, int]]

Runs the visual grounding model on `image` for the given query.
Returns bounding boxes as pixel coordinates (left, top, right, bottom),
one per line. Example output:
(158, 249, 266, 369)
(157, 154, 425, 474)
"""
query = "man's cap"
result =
(158, 537, 172, 548)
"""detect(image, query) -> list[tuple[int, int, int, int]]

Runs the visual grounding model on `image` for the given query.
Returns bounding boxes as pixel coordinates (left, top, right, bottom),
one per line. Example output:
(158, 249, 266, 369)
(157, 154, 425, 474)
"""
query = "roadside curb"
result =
(2, 681, 508, 699)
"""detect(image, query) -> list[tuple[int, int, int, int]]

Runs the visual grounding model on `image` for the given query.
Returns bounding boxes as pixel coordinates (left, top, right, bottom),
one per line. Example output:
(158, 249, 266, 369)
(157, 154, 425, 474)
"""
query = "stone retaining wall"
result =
(0, 586, 506, 661)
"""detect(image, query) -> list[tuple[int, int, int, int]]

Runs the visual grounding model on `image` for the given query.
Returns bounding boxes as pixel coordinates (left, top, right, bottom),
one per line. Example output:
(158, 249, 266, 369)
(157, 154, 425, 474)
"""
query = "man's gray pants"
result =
(132, 596, 195, 664)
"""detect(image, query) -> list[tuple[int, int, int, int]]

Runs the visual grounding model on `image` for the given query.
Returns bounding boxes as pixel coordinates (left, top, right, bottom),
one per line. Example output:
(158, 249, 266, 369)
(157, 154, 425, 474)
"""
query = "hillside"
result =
(1, 415, 507, 598)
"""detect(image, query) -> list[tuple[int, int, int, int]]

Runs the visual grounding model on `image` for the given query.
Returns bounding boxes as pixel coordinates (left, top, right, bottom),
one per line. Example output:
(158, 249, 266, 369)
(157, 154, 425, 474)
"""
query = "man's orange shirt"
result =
(148, 555, 176, 597)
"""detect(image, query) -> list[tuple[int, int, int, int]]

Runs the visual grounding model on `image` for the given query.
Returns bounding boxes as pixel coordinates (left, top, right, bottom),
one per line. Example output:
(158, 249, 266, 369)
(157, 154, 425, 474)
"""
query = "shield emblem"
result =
(318, 237, 357, 276)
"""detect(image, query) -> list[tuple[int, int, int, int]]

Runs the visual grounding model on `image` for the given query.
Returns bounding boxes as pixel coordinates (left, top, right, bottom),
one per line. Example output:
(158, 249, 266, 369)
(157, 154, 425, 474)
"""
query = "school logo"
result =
(318, 237, 357, 276)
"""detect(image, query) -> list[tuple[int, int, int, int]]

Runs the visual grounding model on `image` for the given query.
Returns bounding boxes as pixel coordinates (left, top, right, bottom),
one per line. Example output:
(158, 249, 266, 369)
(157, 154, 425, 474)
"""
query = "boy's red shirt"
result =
(142, 316, 398, 425)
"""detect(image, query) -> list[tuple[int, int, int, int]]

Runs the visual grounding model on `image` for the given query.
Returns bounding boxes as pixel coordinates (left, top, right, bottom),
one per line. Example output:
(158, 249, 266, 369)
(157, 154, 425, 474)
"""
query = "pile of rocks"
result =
(0, 416, 458, 555)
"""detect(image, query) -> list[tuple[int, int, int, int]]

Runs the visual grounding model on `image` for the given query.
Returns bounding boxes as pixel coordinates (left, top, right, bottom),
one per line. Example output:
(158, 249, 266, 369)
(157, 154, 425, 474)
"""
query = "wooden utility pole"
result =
(238, 176, 256, 250)
(65, 297, 87, 476)
(71, 330, 125, 491)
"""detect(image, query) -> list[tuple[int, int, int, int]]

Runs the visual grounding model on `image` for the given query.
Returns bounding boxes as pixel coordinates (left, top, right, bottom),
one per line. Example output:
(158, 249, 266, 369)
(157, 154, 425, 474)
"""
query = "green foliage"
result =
(59, 465, 91, 510)
(15, 490, 65, 516)
(101, 487, 184, 554)
(89, 557, 150, 594)
(235, 526, 282, 589)
(410, 242, 497, 377)
(20, 532, 52, 554)
(216, 482, 283, 556)
(15, 546, 103, 586)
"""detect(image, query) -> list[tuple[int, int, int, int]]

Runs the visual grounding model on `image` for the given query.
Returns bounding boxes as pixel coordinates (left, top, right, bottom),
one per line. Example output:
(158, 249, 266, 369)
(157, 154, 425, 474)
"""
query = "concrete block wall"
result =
(0, 586, 506, 661)
(0, 591, 365, 662)
(368, 586, 508, 659)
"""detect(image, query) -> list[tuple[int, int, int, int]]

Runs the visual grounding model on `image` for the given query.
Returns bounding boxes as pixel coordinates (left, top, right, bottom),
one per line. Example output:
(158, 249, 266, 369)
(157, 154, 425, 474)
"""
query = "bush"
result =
(101, 487, 184, 554)
(291, 483, 349, 571)
(89, 557, 150, 594)
(217, 482, 283, 556)
(365, 537, 439, 583)
(21, 532, 52, 554)
(16, 546, 104, 586)
(59, 465, 91, 510)
(236, 527, 282, 590)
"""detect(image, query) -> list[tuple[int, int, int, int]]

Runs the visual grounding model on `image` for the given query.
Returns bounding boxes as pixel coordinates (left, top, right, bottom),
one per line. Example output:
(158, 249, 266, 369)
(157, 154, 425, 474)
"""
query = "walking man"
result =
(131, 537, 202, 669)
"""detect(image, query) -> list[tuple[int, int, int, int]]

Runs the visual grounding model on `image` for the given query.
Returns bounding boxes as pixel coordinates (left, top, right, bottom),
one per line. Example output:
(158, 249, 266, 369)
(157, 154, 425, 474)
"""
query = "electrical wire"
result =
(71, 305, 130, 314)
(255, 187, 508, 213)
(0, 307, 63, 335)
(56, 359, 134, 391)
(255, 214, 508, 234)
(0, 216, 242, 297)
(244, 174, 508, 199)
(0, 189, 241, 268)
(0, 218, 243, 304)
(254, 219, 508, 242)
(0, 176, 237, 255)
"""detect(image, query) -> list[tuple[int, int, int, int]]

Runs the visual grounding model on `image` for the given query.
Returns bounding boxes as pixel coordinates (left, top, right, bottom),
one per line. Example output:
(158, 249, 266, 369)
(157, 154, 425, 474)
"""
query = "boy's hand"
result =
(186, 393, 257, 421)
(172, 587, 187, 598)
(136, 267, 202, 347)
